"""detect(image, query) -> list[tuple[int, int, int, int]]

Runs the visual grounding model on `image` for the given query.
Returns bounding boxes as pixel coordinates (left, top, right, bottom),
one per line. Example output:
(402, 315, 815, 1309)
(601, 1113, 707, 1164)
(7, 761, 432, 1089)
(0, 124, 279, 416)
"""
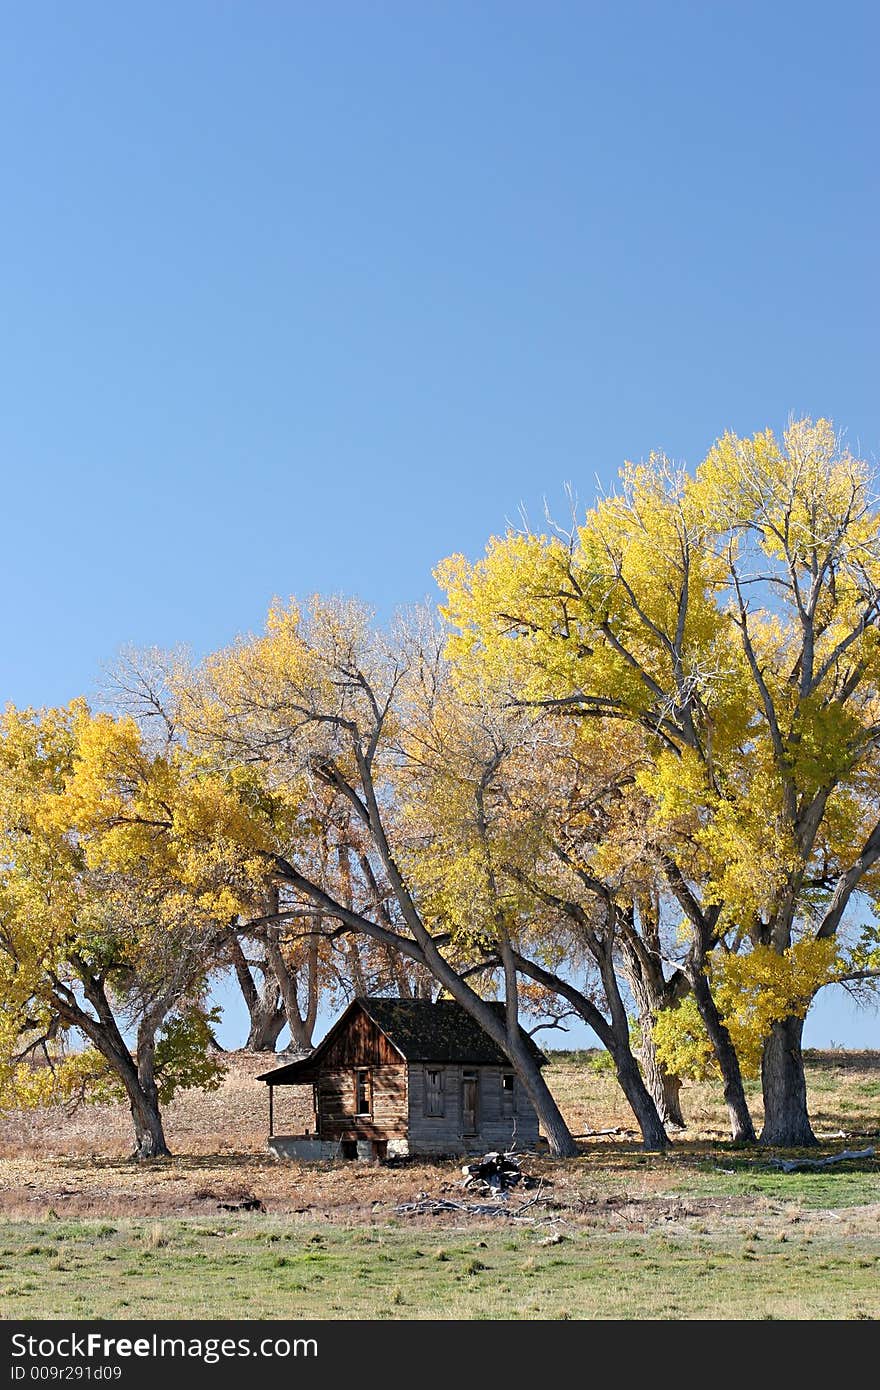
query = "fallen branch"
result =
(578, 1127, 634, 1138)
(767, 1146, 875, 1173)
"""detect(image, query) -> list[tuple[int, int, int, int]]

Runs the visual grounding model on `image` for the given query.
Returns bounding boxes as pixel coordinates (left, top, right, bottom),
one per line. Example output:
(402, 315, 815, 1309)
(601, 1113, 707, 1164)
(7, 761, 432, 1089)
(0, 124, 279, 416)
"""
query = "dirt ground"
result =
(0, 1050, 877, 1241)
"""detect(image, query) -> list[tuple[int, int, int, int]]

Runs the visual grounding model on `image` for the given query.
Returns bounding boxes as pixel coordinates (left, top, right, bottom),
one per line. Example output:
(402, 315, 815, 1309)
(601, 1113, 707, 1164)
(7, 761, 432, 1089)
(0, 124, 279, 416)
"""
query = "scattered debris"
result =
(578, 1127, 634, 1138)
(396, 1153, 545, 1219)
(216, 1195, 265, 1212)
(460, 1151, 536, 1194)
(768, 1146, 875, 1173)
(538, 1232, 565, 1246)
(395, 1193, 544, 1220)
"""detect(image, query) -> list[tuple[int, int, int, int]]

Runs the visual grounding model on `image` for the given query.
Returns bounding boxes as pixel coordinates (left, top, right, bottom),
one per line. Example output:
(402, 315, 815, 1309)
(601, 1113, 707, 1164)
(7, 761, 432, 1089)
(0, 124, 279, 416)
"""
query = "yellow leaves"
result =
(651, 997, 719, 1082)
(787, 695, 863, 794)
(697, 783, 800, 924)
(438, 420, 880, 957)
(0, 1048, 113, 1113)
(438, 533, 586, 707)
(653, 938, 841, 1081)
(710, 938, 840, 1076)
(637, 744, 712, 827)
(0, 698, 279, 1078)
(437, 460, 742, 772)
(696, 417, 878, 580)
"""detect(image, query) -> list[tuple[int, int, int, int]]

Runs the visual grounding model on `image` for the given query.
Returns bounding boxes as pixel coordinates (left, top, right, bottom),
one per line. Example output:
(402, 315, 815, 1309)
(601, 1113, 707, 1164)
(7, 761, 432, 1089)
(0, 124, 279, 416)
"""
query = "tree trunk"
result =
(245, 984, 287, 1052)
(690, 970, 756, 1143)
(346, 937, 368, 996)
(625, 972, 686, 1128)
(594, 949, 669, 1151)
(389, 946, 414, 998)
(226, 931, 287, 1051)
(760, 1014, 817, 1147)
(132, 1014, 172, 1159)
(508, 1030, 580, 1157)
(265, 934, 314, 1052)
(493, 937, 579, 1158)
(616, 899, 689, 1128)
(609, 1045, 671, 1150)
(302, 932, 320, 1042)
(640, 1033, 685, 1128)
(507, 945, 671, 1151)
(55, 976, 172, 1160)
(128, 1079, 171, 1159)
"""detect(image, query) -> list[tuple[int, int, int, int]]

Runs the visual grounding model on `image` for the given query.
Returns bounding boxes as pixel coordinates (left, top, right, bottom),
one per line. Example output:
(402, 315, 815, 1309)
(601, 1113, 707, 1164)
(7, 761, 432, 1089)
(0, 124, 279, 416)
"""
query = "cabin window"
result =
(502, 1071, 515, 1116)
(425, 1067, 445, 1117)
(355, 1068, 372, 1116)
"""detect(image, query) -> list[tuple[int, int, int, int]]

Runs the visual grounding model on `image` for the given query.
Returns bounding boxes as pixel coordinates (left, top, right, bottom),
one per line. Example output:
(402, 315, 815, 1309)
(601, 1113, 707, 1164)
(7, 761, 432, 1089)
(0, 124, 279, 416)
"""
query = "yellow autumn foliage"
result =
(653, 938, 841, 1080)
(439, 418, 880, 1080)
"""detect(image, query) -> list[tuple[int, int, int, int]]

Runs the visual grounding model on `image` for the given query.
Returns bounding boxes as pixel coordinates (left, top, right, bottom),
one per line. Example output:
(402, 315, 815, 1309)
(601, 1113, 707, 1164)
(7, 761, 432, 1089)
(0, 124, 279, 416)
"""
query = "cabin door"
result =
(462, 1069, 478, 1134)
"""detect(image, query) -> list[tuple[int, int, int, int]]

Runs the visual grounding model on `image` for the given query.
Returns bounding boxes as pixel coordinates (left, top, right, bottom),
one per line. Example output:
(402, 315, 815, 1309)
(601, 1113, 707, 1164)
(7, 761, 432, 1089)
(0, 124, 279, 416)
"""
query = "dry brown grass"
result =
(0, 1052, 313, 1159)
(0, 1048, 876, 1238)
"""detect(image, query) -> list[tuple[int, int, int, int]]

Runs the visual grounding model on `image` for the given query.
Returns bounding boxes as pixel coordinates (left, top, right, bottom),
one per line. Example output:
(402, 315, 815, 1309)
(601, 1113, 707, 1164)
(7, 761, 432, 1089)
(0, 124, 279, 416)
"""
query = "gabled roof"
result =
(257, 997, 547, 1084)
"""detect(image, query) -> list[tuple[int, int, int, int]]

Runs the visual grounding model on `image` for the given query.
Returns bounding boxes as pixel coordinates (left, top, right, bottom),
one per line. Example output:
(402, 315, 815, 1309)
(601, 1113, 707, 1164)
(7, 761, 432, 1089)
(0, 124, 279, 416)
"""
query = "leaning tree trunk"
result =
(445, 932, 579, 1157)
(56, 977, 172, 1160)
(509, 945, 669, 1150)
(609, 1045, 670, 1150)
(690, 970, 756, 1143)
(760, 1014, 816, 1147)
(595, 952, 669, 1151)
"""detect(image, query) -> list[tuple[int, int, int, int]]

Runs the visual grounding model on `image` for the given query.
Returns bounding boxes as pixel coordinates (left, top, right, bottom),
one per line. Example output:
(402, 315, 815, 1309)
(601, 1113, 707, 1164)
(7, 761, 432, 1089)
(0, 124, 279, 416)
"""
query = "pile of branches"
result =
(460, 1150, 536, 1195)
(395, 1151, 545, 1219)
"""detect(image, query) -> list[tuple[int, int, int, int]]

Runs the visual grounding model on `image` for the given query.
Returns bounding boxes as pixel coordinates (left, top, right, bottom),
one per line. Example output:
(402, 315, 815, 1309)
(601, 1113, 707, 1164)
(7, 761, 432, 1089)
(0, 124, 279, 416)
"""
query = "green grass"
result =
(1, 1217, 878, 1320)
(670, 1158, 880, 1208)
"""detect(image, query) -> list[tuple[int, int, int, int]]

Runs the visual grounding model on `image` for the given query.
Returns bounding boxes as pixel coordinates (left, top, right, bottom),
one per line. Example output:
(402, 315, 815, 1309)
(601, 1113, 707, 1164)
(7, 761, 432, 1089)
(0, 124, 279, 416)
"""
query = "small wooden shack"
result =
(258, 996, 547, 1159)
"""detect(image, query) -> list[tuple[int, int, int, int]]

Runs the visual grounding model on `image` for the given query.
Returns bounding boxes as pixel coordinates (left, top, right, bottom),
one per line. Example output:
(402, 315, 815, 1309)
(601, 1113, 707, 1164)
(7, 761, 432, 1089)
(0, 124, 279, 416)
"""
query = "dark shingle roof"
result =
(360, 998, 547, 1065)
(257, 997, 547, 1083)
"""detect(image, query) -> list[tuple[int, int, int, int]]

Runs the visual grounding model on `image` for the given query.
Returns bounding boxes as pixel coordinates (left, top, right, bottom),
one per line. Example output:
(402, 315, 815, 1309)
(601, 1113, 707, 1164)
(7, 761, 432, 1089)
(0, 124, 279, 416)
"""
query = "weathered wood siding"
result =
(316, 1065, 407, 1139)
(407, 1064, 540, 1153)
(320, 1008, 405, 1068)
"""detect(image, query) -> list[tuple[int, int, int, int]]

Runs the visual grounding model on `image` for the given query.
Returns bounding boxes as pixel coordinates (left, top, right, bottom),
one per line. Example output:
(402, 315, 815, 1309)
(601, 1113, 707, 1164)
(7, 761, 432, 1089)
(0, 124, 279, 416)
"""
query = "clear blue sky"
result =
(2, 3, 877, 1047)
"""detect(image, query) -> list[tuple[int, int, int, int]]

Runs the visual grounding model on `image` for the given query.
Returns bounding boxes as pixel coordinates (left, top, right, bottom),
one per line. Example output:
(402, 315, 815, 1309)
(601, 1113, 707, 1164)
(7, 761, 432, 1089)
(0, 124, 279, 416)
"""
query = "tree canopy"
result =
(3, 417, 878, 1156)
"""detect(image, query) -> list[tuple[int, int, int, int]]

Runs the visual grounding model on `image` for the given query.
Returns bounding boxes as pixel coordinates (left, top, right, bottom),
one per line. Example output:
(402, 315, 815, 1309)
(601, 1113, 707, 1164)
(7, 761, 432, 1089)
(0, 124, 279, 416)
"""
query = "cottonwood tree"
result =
(0, 703, 224, 1158)
(438, 488, 757, 1143)
(175, 597, 580, 1156)
(105, 647, 427, 1054)
(439, 417, 880, 1146)
(394, 656, 672, 1148)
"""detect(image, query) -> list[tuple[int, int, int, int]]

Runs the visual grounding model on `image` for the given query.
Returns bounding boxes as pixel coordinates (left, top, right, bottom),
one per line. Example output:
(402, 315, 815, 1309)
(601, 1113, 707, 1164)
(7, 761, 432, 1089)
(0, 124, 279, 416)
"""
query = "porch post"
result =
(268, 1083, 274, 1139)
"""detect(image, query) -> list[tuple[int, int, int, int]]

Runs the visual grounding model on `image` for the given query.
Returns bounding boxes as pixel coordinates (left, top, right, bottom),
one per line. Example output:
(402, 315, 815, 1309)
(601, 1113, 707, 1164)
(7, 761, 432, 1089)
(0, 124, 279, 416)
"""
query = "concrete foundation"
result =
(269, 1134, 499, 1161)
(269, 1135, 398, 1162)
(268, 1135, 340, 1160)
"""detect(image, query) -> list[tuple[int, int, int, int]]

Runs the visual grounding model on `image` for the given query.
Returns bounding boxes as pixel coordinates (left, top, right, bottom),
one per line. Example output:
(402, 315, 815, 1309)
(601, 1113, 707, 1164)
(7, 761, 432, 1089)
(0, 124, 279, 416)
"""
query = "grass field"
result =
(0, 1049, 877, 1320)
(2, 1214, 878, 1320)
